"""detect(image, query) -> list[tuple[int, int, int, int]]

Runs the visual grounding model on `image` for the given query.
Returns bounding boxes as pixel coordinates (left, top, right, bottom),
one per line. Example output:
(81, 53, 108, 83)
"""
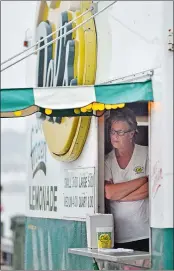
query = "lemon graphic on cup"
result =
(97, 232, 112, 249)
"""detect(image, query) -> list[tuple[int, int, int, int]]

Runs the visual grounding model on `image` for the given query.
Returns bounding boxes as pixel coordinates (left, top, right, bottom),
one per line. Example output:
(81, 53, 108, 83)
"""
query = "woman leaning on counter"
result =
(105, 107, 149, 252)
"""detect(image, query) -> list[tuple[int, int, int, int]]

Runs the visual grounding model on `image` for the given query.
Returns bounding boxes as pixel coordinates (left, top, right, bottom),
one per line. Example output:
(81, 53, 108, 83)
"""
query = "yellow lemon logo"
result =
(134, 166, 144, 174)
(35, 1, 97, 162)
(99, 234, 110, 241)
(98, 233, 112, 249)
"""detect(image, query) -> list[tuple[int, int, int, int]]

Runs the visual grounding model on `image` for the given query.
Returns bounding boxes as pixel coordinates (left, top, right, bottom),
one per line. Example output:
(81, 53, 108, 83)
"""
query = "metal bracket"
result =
(91, 2, 98, 15)
(168, 29, 173, 51)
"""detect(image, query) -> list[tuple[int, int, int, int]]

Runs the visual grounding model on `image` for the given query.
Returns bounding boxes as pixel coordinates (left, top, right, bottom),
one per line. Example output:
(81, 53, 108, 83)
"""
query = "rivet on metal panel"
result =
(168, 29, 173, 51)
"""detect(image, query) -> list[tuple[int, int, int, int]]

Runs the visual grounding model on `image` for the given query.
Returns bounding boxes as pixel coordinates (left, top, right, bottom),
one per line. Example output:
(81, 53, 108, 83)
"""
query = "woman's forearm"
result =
(105, 177, 148, 200)
(120, 182, 149, 202)
(120, 191, 148, 201)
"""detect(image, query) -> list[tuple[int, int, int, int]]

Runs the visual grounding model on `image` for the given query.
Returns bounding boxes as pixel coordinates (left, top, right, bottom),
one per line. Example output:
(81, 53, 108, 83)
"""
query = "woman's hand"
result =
(105, 181, 115, 200)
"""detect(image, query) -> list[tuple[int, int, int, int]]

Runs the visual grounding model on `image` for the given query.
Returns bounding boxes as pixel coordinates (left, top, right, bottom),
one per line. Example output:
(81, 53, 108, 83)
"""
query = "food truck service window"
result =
(104, 102, 149, 252)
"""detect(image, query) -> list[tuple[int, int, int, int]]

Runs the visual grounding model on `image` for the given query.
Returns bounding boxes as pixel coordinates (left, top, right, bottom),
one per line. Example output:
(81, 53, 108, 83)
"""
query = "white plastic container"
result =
(86, 213, 114, 249)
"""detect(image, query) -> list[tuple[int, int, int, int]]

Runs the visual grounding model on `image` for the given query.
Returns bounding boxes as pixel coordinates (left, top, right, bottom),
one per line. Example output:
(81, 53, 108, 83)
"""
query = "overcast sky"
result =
(1, 1, 37, 236)
(1, 1, 37, 169)
(1, 1, 37, 132)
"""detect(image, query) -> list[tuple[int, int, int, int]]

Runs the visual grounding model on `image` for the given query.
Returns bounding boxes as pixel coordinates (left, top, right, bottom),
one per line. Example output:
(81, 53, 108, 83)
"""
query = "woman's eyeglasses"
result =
(110, 129, 132, 136)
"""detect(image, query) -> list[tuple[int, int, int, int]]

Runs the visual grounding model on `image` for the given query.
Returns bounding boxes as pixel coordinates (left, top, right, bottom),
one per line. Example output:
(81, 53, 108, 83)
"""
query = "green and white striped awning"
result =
(0, 80, 153, 118)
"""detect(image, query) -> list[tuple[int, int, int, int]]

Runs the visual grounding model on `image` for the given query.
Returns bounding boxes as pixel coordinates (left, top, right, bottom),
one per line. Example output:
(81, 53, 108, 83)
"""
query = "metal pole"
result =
(1, 5, 95, 66)
(0, 1, 117, 73)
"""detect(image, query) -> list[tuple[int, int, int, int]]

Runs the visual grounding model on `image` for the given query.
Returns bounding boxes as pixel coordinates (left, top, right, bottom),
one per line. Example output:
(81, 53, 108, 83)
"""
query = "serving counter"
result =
(68, 248, 150, 270)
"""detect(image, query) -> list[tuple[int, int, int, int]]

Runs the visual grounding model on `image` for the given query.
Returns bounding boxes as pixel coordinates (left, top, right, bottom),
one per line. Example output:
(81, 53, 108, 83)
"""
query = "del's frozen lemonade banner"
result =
(26, 114, 98, 220)
(34, 0, 97, 164)
(26, 0, 98, 221)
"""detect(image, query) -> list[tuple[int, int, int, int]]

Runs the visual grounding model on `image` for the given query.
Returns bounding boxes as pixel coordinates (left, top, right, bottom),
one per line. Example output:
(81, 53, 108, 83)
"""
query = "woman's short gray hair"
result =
(108, 107, 138, 131)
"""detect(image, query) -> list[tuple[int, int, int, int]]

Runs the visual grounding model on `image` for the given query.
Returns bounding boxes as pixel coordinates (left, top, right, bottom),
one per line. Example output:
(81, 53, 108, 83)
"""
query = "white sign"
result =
(63, 168, 95, 219)
(26, 114, 98, 220)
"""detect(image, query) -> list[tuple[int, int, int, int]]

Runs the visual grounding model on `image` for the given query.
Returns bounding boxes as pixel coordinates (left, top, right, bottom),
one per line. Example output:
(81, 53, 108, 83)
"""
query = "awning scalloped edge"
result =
(0, 80, 153, 118)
